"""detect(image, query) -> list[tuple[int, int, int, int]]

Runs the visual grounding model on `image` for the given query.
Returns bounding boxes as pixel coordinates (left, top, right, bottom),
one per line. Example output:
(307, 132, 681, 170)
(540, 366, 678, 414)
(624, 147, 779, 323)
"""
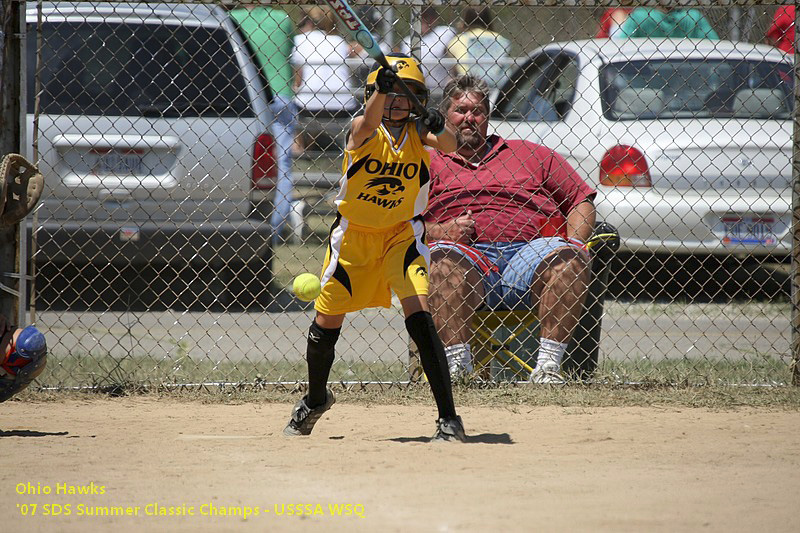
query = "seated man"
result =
(424, 75, 596, 383)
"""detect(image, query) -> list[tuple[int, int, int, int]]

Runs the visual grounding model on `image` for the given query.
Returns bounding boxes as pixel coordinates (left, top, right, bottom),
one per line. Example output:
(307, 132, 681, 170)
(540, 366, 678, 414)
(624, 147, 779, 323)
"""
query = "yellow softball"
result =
(293, 273, 322, 302)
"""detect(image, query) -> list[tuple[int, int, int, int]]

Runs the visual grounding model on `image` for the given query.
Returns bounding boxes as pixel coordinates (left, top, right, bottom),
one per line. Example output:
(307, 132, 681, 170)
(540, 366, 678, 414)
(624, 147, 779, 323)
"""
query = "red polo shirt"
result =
(424, 135, 596, 243)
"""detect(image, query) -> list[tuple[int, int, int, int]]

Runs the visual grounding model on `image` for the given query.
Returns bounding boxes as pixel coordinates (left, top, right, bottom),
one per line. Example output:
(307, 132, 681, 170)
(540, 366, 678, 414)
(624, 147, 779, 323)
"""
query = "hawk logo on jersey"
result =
(365, 177, 405, 196)
(415, 265, 427, 278)
(353, 158, 421, 209)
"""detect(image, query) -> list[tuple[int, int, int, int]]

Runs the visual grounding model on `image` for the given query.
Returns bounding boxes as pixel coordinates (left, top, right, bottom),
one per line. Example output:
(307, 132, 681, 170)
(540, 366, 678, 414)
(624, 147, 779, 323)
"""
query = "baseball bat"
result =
(322, 0, 428, 117)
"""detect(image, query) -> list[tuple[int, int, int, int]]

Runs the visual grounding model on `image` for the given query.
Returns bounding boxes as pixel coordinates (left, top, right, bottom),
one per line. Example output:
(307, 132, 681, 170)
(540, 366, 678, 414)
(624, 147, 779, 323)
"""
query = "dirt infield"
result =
(2, 397, 798, 532)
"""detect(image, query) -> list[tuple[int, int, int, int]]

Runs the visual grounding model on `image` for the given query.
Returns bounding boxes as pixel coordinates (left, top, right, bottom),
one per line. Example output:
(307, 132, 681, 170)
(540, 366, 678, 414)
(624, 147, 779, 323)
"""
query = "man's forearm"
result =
(426, 221, 450, 241)
(566, 200, 596, 242)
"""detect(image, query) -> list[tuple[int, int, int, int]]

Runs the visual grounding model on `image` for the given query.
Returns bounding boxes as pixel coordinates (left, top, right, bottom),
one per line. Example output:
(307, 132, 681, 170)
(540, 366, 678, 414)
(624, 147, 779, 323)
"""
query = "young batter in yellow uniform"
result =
(284, 54, 466, 441)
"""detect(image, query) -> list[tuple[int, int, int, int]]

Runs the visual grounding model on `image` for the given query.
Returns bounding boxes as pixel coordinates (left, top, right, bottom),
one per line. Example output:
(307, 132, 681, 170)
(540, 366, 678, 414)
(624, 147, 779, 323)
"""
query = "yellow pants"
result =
(315, 216, 430, 315)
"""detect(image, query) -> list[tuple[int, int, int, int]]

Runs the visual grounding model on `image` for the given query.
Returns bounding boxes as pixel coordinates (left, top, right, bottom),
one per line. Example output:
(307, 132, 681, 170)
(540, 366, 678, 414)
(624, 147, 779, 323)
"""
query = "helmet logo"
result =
(394, 60, 409, 71)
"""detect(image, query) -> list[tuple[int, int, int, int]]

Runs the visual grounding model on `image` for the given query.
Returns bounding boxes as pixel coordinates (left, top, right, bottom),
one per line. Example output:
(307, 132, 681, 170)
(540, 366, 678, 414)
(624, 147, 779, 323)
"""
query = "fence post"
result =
(409, 4, 421, 62)
(793, 3, 800, 387)
(0, 0, 23, 324)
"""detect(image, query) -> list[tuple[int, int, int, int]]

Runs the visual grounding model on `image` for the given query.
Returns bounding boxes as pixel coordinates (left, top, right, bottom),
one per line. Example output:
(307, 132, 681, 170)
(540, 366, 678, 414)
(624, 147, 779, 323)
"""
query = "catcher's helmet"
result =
(0, 325, 47, 402)
(364, 54, 429, 111)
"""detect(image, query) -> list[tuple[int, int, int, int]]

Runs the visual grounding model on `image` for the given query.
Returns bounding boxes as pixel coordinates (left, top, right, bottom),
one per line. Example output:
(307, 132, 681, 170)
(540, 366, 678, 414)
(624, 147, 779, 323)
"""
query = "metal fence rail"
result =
(4, 0, 795, 390)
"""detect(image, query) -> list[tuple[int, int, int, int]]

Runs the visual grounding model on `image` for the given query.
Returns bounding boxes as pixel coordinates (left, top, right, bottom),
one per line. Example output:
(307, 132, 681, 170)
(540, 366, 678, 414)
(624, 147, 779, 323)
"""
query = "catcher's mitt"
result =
(0, 153, 44, 226)
(0, 316, 47, 402)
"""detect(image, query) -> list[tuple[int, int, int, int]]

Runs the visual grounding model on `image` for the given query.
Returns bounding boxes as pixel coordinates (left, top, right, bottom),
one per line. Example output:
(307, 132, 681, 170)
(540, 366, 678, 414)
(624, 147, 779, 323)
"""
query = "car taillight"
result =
(599, 145, 651, 187)
(252, 133, 277, 190)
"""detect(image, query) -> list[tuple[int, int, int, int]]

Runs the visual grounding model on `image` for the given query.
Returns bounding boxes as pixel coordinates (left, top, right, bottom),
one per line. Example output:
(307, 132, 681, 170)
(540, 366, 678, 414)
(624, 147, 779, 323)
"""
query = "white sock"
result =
(444, 343, 473, 375)
(535, 338, 568, 371)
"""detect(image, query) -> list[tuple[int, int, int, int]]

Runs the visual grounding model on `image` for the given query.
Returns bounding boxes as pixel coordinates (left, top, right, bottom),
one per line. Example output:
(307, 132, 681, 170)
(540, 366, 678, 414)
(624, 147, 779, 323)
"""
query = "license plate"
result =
(119, 226, 140, 242)
(93, 149, 144, 175)
(721, 215, 777, 246)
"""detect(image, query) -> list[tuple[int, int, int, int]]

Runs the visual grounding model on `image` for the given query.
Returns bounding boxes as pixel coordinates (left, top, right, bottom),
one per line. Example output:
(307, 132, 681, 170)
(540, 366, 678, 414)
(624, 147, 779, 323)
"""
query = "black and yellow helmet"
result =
(364, 53, 429, 109)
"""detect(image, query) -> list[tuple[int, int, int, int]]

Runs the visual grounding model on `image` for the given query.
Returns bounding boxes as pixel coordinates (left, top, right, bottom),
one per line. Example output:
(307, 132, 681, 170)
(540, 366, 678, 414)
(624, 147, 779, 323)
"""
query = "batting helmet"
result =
(364, 54, 429, 110)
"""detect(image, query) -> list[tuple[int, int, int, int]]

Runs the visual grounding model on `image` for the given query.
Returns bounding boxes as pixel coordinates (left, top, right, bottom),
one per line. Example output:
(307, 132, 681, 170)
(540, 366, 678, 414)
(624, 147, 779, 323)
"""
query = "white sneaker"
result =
(445, 344, 473, 378)
(529, 362, 565, 384)
(448, 361, 474, 379)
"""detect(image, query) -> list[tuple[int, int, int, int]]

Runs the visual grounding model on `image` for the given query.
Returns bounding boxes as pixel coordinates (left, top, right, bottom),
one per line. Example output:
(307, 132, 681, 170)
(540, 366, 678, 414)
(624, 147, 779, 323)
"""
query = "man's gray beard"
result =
(457, 130, 484, 151)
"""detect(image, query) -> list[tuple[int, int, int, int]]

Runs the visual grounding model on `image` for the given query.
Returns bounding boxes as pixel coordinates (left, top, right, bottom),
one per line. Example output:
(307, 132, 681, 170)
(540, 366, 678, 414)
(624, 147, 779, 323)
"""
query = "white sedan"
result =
(491, 38, 793, 257)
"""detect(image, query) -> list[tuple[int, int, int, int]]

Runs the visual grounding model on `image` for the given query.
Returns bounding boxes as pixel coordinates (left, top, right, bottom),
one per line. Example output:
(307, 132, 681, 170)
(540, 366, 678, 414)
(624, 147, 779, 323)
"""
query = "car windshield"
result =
(26, 21, 252, 117)
(600, 58, 793, 121)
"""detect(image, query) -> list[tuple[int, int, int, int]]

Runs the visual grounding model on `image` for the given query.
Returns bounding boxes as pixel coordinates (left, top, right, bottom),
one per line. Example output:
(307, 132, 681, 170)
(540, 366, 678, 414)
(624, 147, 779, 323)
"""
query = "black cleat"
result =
(283, 388, 335, 436)
(431, 415, 466, 442)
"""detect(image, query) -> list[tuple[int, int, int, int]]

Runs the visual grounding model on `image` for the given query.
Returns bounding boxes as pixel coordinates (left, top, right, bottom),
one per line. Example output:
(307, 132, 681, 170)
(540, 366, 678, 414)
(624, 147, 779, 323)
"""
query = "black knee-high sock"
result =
(306, 322, 339, 407)
(405, 311, 456, 419)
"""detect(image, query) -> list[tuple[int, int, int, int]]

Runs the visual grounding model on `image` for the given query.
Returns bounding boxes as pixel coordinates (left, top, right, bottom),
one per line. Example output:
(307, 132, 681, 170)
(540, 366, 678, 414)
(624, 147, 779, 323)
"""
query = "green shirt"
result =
(620, 8, 719, 40)
(231, 7, 295, 98)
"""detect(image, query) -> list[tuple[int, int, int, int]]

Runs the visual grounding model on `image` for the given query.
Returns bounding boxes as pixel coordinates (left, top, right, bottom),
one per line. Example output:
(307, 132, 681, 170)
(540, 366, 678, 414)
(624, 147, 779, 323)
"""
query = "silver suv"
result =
(25, 2, 276, 309)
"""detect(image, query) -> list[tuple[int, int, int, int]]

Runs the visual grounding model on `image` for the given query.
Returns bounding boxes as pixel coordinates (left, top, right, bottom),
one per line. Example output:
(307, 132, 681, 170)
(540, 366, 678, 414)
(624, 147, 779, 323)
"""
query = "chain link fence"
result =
(13, 0, 796, 390)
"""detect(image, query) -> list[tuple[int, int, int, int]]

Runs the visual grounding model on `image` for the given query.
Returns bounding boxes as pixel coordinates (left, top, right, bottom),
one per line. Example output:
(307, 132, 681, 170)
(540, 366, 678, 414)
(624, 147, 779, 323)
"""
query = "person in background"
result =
(424, 75, 596, 383)
(765, 6, 795, 54)
(595, 8, 633, 39)
(291, 6, 358, 155)
(446, 7, 513, 92)
(231, 5, 298, 245)
(607, 6, 719, 39)
(399, 7, 457, 97)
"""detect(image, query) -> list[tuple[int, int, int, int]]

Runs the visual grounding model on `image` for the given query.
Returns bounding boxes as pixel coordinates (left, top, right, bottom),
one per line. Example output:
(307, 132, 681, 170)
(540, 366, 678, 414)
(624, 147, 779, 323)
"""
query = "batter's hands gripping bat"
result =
(323, 0, 428, 117)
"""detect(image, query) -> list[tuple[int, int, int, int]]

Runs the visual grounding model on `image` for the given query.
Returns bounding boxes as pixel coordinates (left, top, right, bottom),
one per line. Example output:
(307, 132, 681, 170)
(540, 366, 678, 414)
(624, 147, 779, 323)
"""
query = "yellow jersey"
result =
(335, 122, 431, 229)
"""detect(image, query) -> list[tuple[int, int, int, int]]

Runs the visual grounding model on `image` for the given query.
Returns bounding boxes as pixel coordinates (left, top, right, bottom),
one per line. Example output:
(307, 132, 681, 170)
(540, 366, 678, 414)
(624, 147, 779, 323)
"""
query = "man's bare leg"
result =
(529, 247, 591, 381)
(428, 249, 485, 374)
